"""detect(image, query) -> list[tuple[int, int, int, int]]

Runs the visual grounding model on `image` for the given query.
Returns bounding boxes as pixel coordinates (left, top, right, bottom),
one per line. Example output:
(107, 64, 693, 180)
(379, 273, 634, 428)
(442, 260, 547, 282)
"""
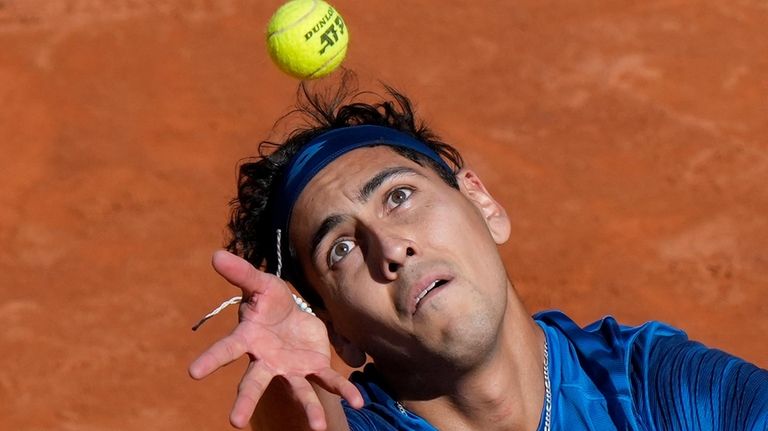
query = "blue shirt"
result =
(342, 311, 768, 430)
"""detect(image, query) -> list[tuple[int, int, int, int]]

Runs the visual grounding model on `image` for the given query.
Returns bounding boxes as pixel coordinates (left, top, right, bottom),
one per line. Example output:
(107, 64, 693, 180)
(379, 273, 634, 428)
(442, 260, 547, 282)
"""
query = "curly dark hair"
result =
(225, 72, 464, 308)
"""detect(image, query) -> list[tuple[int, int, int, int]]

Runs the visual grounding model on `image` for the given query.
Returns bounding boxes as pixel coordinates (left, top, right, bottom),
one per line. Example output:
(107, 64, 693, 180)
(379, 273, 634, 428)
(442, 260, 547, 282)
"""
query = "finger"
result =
(212, 250, 283, 297)
(310, 368, 364, 409)
(229, 362, 275, 428)
(188, 332, 248, 380)
(286, 375, 327, 431)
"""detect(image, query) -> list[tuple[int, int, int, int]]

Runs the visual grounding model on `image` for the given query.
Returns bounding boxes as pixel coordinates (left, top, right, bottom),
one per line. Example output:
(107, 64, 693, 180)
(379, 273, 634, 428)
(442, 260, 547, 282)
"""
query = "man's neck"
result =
(387, 286, 546, 431)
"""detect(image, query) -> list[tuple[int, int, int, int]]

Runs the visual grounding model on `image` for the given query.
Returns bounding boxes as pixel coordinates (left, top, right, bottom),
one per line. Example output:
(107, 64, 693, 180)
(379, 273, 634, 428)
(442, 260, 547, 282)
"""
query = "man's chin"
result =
(414, 308, 501, 371)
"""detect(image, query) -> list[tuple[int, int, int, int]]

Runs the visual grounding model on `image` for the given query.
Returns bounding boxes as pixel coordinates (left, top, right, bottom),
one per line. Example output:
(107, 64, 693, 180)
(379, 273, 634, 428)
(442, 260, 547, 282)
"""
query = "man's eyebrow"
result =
(311, 214, 346, 261)
(357, 166, 420, 203)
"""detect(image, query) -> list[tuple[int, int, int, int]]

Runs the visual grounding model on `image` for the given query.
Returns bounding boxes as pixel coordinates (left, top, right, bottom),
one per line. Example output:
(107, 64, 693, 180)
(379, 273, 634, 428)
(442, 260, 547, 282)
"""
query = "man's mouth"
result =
(413, 278, 450, 311)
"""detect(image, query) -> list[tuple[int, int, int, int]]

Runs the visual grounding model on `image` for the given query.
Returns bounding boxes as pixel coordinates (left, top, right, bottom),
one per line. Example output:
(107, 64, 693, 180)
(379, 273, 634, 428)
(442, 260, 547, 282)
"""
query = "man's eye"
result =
(386, 187, 413, 209)
(328, 239, 356, 267)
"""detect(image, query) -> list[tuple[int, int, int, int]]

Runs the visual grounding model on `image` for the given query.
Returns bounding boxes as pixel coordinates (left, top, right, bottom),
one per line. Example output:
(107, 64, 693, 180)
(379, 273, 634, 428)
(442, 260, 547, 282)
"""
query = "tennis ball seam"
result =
(266, 0, 320, 38)
(306, 44, 346, 79)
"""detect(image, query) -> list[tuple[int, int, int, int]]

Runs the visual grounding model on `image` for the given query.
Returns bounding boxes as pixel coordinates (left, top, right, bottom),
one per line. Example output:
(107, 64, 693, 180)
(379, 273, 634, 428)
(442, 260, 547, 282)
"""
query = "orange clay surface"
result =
(1, 1, 766, 430)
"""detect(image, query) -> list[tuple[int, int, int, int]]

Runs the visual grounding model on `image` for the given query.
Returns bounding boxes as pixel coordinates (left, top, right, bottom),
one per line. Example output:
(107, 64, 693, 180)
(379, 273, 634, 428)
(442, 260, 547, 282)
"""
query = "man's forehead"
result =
(300, 146, 421, 204)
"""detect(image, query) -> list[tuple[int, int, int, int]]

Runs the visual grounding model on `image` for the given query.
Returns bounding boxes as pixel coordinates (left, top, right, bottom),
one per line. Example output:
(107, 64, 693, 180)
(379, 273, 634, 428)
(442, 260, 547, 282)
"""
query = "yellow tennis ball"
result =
(266, 0, 349, 79)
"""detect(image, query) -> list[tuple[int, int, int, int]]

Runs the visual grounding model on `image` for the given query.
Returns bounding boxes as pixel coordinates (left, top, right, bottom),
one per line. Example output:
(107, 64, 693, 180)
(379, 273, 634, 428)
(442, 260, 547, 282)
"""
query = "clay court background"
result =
(1, 1, 767, 430)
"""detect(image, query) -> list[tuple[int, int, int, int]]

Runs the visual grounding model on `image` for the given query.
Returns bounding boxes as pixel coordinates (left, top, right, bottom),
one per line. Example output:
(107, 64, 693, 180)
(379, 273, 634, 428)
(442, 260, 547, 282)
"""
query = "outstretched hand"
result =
(189, 250, 363, 430)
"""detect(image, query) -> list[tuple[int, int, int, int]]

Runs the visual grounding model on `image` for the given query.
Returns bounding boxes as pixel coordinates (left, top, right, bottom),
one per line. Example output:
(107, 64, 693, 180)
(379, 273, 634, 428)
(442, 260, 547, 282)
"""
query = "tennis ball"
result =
(266, 0, 349, 79)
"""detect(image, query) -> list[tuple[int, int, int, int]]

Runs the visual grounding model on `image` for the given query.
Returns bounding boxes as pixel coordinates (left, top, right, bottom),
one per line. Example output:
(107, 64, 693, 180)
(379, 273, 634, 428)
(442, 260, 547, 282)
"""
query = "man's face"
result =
(290, 146, 511, 374)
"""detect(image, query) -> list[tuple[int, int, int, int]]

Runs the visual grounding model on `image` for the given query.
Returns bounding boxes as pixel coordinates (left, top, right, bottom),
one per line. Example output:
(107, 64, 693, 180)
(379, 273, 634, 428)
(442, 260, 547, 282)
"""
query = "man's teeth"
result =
(416, 280, 440, 304)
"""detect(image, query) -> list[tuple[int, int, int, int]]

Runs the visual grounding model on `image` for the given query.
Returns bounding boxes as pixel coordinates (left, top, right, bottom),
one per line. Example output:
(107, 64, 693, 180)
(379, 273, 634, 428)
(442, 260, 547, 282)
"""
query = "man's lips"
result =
(409, 274, 453, 315)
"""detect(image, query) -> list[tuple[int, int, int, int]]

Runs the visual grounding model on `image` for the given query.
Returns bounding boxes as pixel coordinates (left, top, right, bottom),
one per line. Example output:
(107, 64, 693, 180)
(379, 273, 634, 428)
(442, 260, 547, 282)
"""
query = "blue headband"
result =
(272, 125, 452, 257)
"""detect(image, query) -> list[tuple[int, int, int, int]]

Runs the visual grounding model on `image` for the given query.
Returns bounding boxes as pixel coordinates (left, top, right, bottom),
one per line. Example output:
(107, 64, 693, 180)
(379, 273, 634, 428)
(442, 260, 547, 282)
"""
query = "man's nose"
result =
(371, 229, 417, 281)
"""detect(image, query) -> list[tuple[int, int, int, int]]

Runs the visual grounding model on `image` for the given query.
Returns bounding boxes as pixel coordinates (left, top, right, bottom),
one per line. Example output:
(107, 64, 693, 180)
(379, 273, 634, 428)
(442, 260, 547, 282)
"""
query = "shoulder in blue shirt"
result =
(342, 311, 768, 430)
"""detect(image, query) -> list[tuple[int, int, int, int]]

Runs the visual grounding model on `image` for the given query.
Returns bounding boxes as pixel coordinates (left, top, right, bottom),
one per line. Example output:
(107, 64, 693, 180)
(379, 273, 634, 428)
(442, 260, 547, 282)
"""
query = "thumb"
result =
(211, 250, 283, 297)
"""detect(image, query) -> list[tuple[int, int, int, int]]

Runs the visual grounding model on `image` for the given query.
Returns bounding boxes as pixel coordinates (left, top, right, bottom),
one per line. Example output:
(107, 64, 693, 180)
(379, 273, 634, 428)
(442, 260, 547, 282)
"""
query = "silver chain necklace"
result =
(543, 336, 552, 431)
(395, 337, 552, 430)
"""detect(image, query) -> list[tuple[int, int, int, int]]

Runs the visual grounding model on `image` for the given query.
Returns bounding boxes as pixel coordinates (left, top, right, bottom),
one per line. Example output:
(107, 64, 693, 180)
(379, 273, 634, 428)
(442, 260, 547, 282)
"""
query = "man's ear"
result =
(456, 169, 511, 244)
(321, 315, 366, 368)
